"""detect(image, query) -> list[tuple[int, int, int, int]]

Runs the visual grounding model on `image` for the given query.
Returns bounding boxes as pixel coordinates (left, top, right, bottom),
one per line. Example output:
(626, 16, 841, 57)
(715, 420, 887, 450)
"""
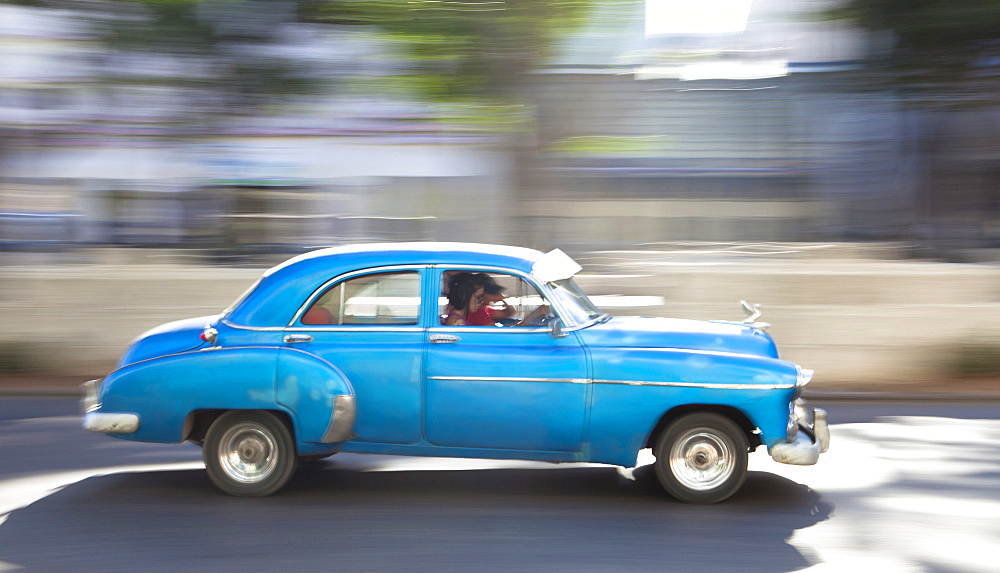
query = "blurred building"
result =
(0, 3, 512, 255)
(526, 0, 984, 250)
(2, 1, 999, 256)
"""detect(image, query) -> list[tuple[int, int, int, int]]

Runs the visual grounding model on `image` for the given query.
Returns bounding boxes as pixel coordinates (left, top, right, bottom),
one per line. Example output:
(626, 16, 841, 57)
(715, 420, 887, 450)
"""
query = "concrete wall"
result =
(574, 252, 1000, 387)
(3, 247, 999, 387)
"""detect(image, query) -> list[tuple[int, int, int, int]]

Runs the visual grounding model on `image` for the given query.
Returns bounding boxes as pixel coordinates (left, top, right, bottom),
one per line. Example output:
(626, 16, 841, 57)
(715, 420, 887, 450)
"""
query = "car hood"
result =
(577, 316, 779, 359)
(117, 315, 217, 368)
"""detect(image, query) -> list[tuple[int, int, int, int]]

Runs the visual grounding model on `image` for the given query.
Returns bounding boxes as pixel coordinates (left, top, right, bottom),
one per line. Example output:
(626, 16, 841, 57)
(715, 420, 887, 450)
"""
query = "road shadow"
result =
(0, 463, 831, 572)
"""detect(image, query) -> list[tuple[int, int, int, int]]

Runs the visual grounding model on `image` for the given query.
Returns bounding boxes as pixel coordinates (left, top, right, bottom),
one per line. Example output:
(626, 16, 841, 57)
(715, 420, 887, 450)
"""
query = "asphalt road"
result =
(1, 399, 998, 572)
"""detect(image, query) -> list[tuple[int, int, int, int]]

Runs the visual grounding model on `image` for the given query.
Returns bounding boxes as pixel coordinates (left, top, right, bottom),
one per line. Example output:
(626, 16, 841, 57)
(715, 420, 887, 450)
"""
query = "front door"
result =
(423, 269, 590, 452)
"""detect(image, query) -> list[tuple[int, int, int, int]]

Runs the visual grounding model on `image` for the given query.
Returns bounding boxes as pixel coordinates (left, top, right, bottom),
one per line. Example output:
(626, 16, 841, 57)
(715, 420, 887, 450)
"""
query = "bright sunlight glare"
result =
(645, 0, 753, 35)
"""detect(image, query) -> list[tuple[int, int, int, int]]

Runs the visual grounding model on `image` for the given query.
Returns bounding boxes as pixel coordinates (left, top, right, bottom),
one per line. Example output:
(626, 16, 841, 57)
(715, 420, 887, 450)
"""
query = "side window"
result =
(440, 271, 550, 327)
(302, 271, 420, 326)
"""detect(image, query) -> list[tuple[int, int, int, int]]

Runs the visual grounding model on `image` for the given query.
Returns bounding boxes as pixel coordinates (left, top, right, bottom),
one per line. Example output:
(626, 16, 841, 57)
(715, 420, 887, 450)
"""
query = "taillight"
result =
(200, 327, 218, 345)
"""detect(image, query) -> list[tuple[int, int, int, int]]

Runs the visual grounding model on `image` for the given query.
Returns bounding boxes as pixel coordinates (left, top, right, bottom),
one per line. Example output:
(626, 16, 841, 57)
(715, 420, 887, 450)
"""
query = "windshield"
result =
(547, 278, 605, 326)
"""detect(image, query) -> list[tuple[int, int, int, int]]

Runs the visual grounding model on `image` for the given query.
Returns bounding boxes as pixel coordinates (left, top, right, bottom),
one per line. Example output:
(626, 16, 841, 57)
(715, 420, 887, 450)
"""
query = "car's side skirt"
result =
(339, 441, 588, 463)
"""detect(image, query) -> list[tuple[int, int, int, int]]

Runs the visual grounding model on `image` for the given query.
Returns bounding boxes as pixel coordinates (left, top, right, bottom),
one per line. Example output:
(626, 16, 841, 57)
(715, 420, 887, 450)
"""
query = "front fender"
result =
(585, 347, 800, 465)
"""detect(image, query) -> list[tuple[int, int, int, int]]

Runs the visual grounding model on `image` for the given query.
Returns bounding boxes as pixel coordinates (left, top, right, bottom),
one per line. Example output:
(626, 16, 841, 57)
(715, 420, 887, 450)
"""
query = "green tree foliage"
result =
(86, 0, 322, 112)
(306, 0, 599, 101)
(829, 0, 1000, 86)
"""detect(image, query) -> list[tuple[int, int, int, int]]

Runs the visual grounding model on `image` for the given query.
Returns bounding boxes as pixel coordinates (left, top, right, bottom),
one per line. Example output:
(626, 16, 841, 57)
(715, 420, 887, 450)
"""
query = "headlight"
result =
(793, 365, 814, 400)
(796, 365, 815, 387)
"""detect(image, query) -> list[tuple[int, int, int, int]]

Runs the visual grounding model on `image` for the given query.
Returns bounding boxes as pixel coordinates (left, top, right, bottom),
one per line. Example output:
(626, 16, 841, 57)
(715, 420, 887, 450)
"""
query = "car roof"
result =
(266, 242, 544, 277)
(227, 242, 545, 327)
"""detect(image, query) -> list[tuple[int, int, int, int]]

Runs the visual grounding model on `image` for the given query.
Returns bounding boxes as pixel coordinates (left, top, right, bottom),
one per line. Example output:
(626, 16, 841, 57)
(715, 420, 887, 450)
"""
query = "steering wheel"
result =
(523, 311, 555, 327)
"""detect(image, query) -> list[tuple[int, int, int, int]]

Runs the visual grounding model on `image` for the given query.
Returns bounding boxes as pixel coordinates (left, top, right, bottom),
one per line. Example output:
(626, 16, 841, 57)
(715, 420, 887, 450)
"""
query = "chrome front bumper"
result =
(769, 399, 830, 465)
(81, 379, 139, 434)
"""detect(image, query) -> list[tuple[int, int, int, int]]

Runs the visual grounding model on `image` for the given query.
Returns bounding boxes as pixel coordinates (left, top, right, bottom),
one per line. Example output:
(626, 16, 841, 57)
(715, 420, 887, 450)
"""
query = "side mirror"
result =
(549, 316, 567, 338)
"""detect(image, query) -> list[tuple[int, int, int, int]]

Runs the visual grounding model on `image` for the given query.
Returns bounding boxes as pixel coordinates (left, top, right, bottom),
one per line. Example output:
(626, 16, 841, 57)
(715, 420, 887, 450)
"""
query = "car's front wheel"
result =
(653, 412, 748, 504)
(203, 410, 298, 496)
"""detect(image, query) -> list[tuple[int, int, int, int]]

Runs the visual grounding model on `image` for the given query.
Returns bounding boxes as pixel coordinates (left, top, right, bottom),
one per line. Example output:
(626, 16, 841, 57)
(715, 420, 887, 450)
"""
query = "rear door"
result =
(282, 267, 425, 444)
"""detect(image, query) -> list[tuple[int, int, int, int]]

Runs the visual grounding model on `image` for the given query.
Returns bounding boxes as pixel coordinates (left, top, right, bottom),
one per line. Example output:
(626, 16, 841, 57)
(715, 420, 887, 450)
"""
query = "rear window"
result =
(300, 271, 420, 326)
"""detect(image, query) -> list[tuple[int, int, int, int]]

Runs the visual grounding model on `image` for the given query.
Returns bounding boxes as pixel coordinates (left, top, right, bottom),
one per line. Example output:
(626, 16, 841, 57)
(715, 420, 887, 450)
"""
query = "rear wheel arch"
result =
(184, 408, 296, 443)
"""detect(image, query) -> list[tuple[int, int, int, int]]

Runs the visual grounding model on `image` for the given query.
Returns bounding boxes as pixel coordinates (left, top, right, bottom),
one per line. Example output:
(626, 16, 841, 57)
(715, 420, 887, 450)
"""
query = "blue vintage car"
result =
(83, 243, 829, 503)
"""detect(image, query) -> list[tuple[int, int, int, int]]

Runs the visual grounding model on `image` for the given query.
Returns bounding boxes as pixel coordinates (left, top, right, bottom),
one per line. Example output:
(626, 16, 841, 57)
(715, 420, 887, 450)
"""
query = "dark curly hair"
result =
(447, 272, 480, 311)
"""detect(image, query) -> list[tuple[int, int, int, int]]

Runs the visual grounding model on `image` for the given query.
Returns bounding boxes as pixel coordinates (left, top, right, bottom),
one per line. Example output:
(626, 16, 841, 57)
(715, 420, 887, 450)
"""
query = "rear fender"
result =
(275, 347, 355, 444)
(98, 346, 356, 446)
(98, 347, 283, 443)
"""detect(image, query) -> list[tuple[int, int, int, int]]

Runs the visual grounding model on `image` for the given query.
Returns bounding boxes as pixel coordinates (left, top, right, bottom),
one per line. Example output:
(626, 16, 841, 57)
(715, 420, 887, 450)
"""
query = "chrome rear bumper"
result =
(83, 412, 140, 434)
(80, 378, 140, 434)
(769, 399, 829, 465)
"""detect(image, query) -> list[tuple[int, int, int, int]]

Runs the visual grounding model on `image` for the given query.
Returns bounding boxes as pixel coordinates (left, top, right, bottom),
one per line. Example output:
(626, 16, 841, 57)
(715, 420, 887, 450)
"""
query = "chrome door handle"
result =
(429, 334, 460, 344)
(283, 334, 314, 344)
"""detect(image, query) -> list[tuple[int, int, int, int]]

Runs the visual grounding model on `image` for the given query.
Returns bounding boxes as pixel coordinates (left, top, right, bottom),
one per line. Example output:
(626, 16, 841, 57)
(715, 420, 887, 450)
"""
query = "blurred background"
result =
(2, 0, 1000, 389)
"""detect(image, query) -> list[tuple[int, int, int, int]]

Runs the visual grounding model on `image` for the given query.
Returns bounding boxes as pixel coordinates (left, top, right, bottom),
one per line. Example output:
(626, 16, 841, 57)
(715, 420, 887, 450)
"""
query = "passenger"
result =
(302, 305, 335, 325)
(442, 273, 484, 326)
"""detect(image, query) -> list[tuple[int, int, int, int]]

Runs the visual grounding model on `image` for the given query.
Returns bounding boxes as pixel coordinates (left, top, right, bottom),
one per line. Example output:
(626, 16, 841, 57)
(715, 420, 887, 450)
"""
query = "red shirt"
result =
(302, 306, 334, 325)
(465, 305, 496, 326)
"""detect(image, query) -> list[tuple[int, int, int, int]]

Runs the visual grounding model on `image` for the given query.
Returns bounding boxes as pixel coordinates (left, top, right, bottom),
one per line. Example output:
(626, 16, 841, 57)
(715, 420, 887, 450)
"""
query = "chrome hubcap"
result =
(218, 423, 278, 484)
(669, 429, 735, 491)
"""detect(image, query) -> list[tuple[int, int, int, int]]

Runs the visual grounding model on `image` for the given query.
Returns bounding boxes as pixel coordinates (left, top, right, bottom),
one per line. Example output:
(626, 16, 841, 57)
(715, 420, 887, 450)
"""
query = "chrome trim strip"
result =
(227, 320, 571, 334)
(284, 325, 422, 333)
(429, 376, 589, 384)
(83, 412, 140, 434)
(426, 326, 549, 334)
(221, 319, 284, 332)
(322, 394, 357, 443)
(594, 379, 796, 390)
(427, 376, 792, 389)
(614, 346, 781, 361)
(224, 318, 423, 333)
(114, 345, 312, 373)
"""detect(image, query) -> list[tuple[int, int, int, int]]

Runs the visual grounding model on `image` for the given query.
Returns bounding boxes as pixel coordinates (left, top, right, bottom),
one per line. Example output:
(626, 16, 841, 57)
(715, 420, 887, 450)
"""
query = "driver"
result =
(466, 273, 550, 327)
(464, 274, 513, 326)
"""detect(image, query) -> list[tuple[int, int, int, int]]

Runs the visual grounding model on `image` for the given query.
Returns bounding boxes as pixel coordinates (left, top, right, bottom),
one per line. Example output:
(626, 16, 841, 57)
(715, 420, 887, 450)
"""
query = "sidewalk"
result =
(3, 374, 998, 402)
(803, 379, 1000, 402)
(0, 375, 89, 397)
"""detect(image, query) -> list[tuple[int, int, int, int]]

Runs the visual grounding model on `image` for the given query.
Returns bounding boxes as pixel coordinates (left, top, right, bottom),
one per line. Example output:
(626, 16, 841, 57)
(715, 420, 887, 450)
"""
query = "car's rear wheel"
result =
(203, 410, 297, 496)
(653, 412, 748, 504)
